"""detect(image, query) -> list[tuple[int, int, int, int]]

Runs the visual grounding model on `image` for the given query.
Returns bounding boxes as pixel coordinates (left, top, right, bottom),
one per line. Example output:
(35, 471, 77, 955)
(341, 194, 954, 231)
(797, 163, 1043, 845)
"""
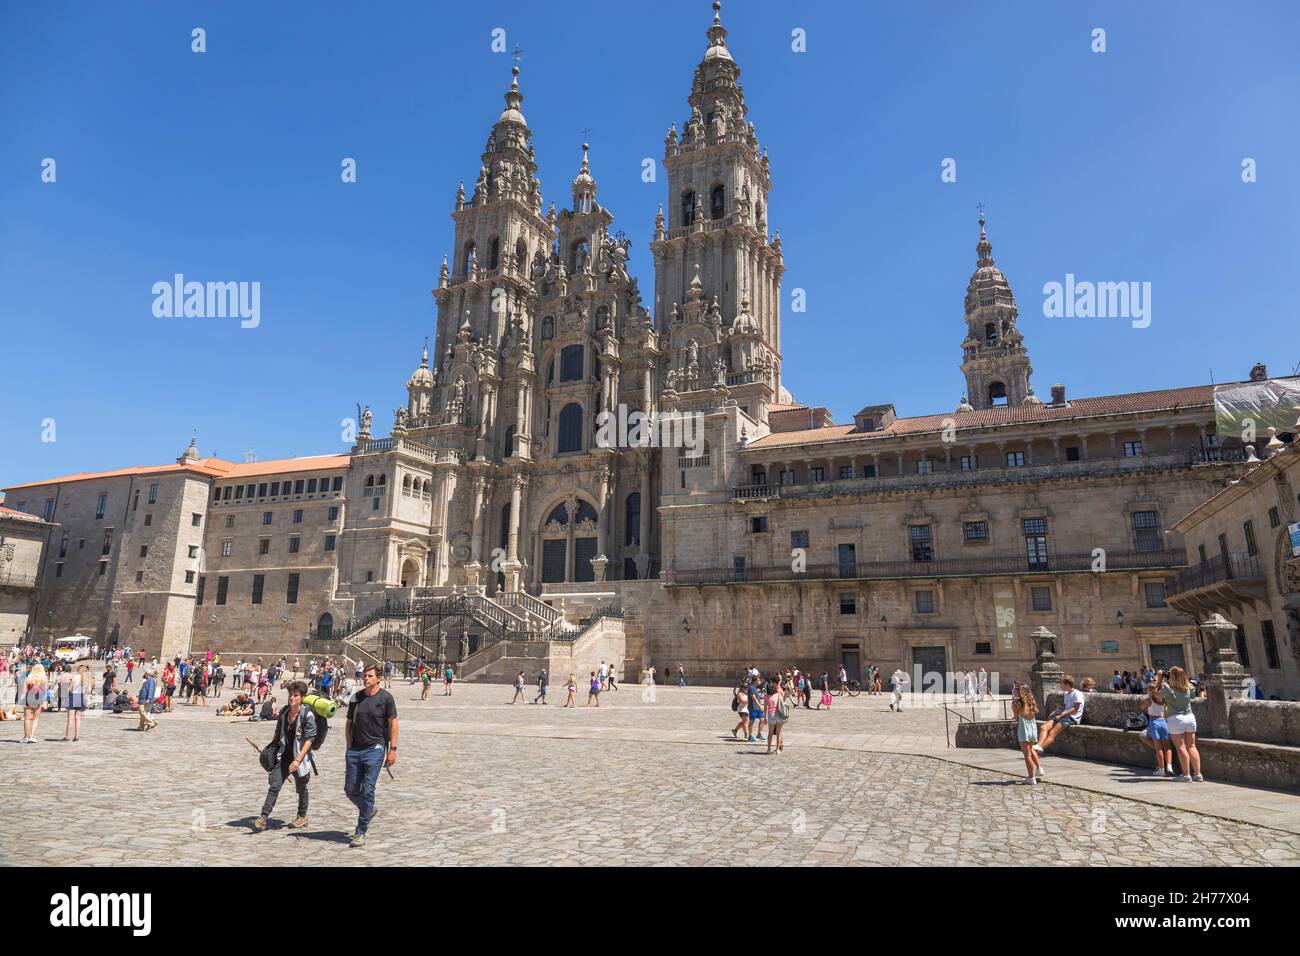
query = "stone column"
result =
(466, 476, 487, 587)
(637, 461, 652, 577)
(1028, 625, 1064, 712)
(593, 463, 613, 583)
(475, 383, 494, 460)
(1199, 612, 1252, 739)
(504, 474, 527, 591)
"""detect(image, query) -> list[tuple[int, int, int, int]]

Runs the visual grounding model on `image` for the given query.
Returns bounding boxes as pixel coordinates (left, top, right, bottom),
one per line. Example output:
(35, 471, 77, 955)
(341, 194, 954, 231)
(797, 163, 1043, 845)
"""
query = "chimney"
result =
(1050, 383, 1067, 406)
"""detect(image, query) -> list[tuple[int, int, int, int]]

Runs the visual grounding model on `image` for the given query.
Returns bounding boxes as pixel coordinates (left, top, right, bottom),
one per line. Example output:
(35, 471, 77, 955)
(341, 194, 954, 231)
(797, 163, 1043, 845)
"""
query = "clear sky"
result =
(2, 0, 1298, 490)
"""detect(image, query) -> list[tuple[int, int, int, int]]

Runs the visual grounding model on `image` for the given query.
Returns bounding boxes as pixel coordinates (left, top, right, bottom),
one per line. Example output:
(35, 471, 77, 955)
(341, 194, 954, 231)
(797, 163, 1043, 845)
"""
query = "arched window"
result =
(560, 344, 584, 382)
(570, 239, 588, 273)
(488, 236, 500, 270)
(503, 424, 516, 458)
(682, 190, 696, 227)
(984, 322, 998, 344)
(422, 479, 431, 497)
(710, 184, 725, 220)
(546, 503, 569, 526)
(988, 382, 1008, 407)
(557, 403, 584, 453)
(378, 474, 386, 486)
(402, 475, 412, 494)
(365, 475, 375, 487)
(461, 241, 476, 275)
(575, 500, 599, 524)
(625, 492, 641, 546)
(317, 613, 333, 639)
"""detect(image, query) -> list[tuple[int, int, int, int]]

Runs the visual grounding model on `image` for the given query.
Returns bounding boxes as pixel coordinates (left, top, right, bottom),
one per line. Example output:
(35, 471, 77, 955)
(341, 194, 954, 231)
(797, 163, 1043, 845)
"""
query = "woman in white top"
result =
(1139, 675, 1173, 776)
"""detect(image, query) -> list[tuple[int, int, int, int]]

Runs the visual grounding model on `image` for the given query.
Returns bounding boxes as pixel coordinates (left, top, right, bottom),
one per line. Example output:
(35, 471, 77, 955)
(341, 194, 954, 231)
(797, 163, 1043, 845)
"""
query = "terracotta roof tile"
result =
(748, 383, 1216, 450)
(3, 454, 350, 492)
(0, 504, 44, 523)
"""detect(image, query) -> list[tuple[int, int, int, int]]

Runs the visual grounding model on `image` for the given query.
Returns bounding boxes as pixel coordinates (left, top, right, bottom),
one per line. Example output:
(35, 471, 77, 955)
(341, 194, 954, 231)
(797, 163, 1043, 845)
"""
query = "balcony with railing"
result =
(1164, 550, 1268, 614)
(666, 548, 1187, 586)
(731, 448, 1233, 502)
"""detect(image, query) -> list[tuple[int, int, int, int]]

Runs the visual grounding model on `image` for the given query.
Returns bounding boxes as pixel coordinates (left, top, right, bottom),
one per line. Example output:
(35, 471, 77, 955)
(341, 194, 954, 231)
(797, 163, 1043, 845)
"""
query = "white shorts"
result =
(1166, 712, 1197, 736)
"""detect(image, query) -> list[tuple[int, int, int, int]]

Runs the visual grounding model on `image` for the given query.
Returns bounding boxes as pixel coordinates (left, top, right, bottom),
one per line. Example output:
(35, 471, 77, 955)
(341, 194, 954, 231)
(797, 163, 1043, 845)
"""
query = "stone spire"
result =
(178, 432, 200, 464)
(960, 211, 1033, 410)
(571, 142, 596, 213)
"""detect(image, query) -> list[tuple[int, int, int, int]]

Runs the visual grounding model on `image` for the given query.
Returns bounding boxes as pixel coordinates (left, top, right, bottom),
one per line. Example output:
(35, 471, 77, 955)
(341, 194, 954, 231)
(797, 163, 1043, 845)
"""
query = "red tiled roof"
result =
(748, 383, 1216, 450)
(3, 454, 350, 492)
(0, 504, 44, 523)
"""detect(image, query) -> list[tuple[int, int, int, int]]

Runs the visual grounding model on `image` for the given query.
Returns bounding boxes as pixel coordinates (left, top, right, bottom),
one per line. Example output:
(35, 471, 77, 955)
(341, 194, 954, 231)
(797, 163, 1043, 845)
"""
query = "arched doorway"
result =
(400, 557, 421, 588)
(317, 613, 333, 639)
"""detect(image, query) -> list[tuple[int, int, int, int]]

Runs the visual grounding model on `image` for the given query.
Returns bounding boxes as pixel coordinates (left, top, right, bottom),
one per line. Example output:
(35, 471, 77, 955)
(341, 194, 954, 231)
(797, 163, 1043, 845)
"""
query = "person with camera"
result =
(251, 680, 317, 832)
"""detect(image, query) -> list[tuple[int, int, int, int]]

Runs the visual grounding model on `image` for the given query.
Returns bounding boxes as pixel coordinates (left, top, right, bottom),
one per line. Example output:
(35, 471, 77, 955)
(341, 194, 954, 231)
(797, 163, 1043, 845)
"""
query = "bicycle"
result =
(833, 680, 862, 698)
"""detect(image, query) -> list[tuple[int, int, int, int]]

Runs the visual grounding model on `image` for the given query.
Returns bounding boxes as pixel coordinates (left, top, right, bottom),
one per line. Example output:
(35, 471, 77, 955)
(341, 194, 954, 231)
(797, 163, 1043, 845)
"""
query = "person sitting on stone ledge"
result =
(1033, 675, 1085, 758)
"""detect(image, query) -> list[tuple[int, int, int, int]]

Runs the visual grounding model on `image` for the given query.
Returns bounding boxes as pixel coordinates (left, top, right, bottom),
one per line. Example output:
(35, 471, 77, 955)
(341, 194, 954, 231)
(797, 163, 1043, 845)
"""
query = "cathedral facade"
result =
(6, 4, 1300, 697)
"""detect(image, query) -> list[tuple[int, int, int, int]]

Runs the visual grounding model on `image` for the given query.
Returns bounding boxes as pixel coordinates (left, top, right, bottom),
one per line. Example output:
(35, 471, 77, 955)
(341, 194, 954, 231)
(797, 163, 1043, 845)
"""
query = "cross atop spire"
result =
(511, 44, 523, 66)
(975, 200, 986, 224)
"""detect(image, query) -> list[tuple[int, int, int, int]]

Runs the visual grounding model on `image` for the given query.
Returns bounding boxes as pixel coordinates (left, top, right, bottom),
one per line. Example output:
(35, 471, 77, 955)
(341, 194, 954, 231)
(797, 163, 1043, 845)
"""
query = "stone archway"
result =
(400, 556, 422, 589)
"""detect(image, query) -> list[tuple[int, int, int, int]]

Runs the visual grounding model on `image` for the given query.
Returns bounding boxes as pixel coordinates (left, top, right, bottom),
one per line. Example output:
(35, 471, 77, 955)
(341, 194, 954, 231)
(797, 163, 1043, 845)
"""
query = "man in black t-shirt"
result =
(343, 664, 398, 848)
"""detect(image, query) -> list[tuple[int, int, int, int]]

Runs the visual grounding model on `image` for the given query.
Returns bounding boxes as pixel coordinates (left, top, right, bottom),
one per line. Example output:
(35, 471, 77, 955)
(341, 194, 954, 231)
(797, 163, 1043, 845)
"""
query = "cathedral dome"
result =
(407, 343, 434, 388)
(956, 396, 974, 413)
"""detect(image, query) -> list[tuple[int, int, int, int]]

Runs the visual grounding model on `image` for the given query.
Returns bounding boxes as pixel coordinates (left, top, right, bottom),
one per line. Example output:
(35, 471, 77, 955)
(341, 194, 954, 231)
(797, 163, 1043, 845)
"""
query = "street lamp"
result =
(879, 614, 888, 631)
(1115, 610, 1125, 627)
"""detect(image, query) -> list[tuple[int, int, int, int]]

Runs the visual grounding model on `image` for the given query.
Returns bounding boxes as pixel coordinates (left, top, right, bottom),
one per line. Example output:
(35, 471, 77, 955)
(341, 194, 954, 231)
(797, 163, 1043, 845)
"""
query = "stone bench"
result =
(955, 719, 1300, 791)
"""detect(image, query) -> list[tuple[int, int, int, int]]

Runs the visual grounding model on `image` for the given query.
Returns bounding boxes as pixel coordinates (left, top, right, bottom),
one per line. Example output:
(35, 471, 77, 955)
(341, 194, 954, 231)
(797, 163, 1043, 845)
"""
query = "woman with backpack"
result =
(765, 677, 787, 754)
(251, 681, 317, 833)
(730, 683, 750, 739)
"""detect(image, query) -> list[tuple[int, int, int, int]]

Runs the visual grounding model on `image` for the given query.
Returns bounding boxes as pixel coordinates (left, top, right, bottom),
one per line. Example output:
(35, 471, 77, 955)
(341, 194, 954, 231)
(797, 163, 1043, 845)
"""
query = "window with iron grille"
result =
(1244, 520, 1258, 556)
(963, 521, 988, 542)
(1262, 620, 1280, 669)
(914, 590, 935, 613)
(791, 530, 809, 550)
(1132, 510, 1161, 552)
(1023, 518, 1048, 569)
(225, 515, 235, 528)
(839, 592, 857, 615)
(974, 642, 992, 655)
(1144, 582, 1167, 608)
(542, 539, 567, 584)
(1031, 586, 1052, 611)
(910, 525, 932, 561)
(557, 403, 583, 453)
(143, 514, 152, 527)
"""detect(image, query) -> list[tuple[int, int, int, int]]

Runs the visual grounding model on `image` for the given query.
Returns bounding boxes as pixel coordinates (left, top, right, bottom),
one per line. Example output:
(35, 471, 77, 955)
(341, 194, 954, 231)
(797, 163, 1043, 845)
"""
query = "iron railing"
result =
(668, 548, 1187, 586)
(1165, 551, 1264, 597)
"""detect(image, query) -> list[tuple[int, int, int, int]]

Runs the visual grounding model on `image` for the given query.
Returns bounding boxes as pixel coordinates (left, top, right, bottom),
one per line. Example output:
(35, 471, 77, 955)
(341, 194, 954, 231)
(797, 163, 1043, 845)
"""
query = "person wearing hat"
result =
(251, 681, 317, 831)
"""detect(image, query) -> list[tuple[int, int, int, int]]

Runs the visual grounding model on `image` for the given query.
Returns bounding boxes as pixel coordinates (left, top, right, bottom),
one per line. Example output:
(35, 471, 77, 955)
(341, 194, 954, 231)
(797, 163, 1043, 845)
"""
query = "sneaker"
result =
(250, 816, 267, 832)
(1154, 767, 1166, 777)
(1165, 765, 1174, 775)
(747, 736, 755, 742)
(1036, 766, 1046, 778)
(349, 833, 366, 848)
(1031, 743, 1043, 753)
(1193, 773, 1204, 782)
(1181, 774, 1193, 782)
(287, 815, 309, 829)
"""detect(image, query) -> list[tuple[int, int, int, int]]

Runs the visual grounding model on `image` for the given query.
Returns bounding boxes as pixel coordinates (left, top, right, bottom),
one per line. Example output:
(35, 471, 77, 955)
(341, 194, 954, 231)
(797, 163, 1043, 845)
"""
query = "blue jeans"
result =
(344, 745, 385, 835)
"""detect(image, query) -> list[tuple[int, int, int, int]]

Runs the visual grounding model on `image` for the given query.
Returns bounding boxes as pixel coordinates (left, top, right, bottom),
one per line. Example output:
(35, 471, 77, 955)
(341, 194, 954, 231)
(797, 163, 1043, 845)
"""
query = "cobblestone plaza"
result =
(5, 680, 1298, 867)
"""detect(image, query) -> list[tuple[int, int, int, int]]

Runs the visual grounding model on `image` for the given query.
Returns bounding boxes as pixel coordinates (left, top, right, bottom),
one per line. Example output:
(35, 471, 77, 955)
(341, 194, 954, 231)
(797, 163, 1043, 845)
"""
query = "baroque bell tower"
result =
(653, 1, 783, 421)
(960, 212, 1034, 409)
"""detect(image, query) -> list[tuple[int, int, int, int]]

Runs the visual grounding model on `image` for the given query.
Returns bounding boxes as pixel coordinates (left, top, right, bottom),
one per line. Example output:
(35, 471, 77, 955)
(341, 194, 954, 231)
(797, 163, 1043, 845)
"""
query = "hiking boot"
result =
(349, 833, 366, 848)
(251, 816, 267, 832)
(287, 815, 309, 829)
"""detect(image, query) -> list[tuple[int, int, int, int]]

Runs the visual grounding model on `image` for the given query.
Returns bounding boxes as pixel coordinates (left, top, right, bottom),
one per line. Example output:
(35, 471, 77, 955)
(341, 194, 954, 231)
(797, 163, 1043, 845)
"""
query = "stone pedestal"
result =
(590, 555, 609, 583)
(501, 560, 523, 593)
(463, 562, 483, 588)
(1199, 613, 1252, 739)
(1028, 625, 1064, 712)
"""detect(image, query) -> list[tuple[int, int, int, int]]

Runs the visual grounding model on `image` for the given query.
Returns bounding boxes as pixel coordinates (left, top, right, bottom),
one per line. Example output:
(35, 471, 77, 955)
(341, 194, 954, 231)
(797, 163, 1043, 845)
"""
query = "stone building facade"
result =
(1167, 424, 1300, 699)
(4, 3, 1298, 691)
(0, 505, 50, 644)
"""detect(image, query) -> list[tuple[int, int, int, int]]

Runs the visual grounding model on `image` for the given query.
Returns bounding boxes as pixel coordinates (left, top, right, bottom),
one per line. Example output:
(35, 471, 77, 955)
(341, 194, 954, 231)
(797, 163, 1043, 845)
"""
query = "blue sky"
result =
(2, 0, 1298, 489)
